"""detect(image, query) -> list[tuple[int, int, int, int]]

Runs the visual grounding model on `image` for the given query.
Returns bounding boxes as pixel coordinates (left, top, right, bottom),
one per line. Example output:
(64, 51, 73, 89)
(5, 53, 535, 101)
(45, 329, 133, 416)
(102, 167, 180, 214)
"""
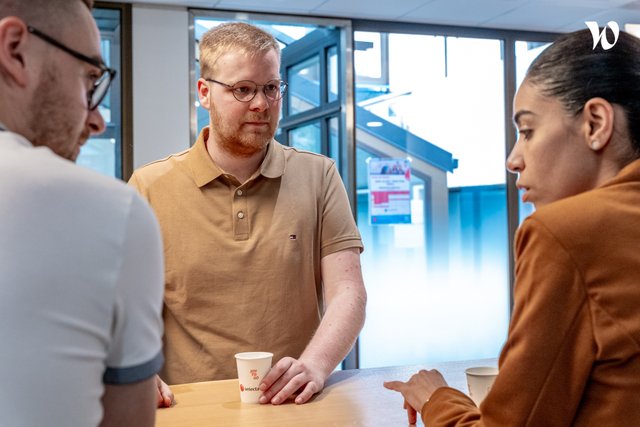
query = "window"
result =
(78, 5, 128, 179)
(355, 32, 510, 368)
(188, 11, 558, 369)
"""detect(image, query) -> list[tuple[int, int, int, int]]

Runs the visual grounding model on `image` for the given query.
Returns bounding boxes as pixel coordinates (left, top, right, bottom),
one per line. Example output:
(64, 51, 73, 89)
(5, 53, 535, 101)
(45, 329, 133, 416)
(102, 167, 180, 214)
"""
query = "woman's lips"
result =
(517, 185, 530, 202)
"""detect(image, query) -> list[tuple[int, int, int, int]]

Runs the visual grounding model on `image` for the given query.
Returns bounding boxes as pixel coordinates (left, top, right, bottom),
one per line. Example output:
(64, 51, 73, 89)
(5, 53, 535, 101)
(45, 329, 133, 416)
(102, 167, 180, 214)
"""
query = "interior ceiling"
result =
(115, 0, 640, 33)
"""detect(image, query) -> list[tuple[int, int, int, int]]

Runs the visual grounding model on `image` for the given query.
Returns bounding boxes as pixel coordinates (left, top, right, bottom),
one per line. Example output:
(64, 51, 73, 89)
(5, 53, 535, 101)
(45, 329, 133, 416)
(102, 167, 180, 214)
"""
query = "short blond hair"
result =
(199, 22, 280, 78)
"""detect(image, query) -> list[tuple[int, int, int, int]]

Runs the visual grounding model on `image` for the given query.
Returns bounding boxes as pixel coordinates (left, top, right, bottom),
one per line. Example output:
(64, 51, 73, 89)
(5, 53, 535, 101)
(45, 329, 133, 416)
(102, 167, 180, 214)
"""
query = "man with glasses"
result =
(130, 22, 366, 407)
(0, 1, 164, 425)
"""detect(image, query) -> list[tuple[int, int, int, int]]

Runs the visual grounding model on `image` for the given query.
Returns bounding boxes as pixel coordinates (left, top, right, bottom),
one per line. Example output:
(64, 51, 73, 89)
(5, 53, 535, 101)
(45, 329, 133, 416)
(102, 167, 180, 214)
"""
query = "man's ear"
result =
(197, 78, 211, 110)
(581, 97, 615, 152)
(0, 17, 30, 87)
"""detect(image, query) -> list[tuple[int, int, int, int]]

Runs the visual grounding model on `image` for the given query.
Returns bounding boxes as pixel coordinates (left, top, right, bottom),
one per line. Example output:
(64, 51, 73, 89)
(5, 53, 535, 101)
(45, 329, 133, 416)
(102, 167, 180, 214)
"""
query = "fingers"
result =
(402, 394, 417, 425)
(293, 380, 320, 404)
(157, 388, 165, 408)
(259, 358, 325, 405)
(385, 378, 421, 425)
(259, 358, 298, 404)
(383, 380, 405, 392)
(270, 375, 301, 404)
(156, 375, 174, 408)
(262, 369, 306, 404)
(405, 400, 417, 425)
(160, 386, 174, 407)
(259, 357, 293, 393)
(386, 370, 448, 425)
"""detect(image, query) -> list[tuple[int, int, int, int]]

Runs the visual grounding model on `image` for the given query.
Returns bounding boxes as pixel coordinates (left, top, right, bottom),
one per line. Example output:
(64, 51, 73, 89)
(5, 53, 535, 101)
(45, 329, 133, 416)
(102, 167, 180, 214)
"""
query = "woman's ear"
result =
(581, 97, 615, 152)
(0, 17, 30, 87)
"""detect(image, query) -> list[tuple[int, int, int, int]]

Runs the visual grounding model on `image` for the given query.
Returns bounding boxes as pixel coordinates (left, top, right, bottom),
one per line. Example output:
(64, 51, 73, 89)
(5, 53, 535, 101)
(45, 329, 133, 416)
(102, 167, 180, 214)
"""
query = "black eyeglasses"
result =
(206, 78, 287, 103)
(27, 26, 116, 110)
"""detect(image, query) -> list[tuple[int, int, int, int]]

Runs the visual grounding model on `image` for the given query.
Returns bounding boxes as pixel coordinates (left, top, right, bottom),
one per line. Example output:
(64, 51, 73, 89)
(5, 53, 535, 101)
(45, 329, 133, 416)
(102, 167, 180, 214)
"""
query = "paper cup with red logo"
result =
(465, 366, 499, 406)
(234, 352, 273, 403)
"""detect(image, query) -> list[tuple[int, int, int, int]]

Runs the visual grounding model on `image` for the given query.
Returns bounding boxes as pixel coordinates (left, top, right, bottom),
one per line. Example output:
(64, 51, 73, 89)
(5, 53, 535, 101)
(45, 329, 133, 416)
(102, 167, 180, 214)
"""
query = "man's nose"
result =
(249, 89, 270, 112)
(87, 108, 106, 136)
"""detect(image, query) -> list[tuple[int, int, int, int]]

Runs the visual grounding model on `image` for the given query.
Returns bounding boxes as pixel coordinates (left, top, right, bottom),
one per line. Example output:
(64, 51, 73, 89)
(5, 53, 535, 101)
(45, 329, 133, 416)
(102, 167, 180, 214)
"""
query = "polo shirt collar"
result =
(187, 127, 285, 187)
(188, 127, 224, 188)
(259, 138, 285, 179)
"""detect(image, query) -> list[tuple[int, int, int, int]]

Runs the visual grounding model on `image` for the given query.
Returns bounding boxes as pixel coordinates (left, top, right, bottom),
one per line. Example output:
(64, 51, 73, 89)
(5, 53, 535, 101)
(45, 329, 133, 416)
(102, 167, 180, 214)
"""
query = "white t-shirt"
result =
(0, 131, 164, 427)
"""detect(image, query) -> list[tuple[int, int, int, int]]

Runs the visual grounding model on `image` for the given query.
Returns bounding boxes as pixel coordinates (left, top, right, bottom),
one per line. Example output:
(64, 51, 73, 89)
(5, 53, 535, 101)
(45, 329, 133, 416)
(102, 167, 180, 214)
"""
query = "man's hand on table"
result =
(384, 369, 448, 424)
(156, 375, 174, 408)
(258, 357, 327, 405)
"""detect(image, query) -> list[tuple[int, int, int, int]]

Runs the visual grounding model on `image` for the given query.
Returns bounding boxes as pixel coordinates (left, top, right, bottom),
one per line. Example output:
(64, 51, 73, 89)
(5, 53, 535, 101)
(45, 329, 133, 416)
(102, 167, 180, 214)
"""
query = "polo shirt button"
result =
(236, 190, 243, 196)
(237, 211, 245, 219)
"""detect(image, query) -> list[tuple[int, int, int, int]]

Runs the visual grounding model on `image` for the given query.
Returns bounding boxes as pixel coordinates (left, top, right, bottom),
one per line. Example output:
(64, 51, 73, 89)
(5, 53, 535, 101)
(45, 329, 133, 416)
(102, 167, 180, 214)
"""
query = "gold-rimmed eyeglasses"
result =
(206, 78, 287, 103)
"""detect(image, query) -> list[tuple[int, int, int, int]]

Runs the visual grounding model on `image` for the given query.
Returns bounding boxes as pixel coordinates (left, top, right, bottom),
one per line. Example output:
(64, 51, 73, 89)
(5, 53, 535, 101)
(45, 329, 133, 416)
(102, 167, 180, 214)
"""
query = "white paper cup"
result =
(465, 366, 498, 406)
(234, 352, 273, 403)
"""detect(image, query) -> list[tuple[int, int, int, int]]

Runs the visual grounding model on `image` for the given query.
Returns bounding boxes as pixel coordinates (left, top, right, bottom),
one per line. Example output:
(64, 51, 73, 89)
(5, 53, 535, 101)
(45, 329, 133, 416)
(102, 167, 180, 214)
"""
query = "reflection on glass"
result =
(328, 46, 338, 103)
(288, 55, 320, 115)
(355, 32, 510, 369)
(289, 122, 321, 154)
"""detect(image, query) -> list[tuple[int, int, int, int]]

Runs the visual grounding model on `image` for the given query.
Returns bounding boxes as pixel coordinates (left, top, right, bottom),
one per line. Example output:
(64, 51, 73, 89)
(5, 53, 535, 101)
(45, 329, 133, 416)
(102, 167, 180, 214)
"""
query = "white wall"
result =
(132, 4, 191, 168)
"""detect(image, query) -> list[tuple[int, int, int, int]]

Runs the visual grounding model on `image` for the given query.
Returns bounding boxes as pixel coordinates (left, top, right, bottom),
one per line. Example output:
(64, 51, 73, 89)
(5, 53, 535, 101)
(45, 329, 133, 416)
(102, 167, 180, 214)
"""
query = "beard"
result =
(209, 104, 278, 158)
(27, 67, 86, 162)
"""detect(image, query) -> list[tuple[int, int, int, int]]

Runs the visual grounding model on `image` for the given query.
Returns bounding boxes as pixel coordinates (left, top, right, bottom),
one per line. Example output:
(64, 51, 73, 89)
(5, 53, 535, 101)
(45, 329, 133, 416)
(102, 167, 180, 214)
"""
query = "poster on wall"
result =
(367, 157, 412, 225)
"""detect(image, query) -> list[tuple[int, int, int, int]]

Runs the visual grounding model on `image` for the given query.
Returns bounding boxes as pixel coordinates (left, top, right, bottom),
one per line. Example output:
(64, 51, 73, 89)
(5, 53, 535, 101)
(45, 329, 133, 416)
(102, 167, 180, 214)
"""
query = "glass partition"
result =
(355, 31, 511, 368)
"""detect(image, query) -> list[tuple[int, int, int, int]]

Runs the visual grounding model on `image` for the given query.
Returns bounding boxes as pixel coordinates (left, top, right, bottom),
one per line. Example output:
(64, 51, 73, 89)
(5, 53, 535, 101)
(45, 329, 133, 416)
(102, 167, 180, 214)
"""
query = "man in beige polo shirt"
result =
(129, 22, 367, 407)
